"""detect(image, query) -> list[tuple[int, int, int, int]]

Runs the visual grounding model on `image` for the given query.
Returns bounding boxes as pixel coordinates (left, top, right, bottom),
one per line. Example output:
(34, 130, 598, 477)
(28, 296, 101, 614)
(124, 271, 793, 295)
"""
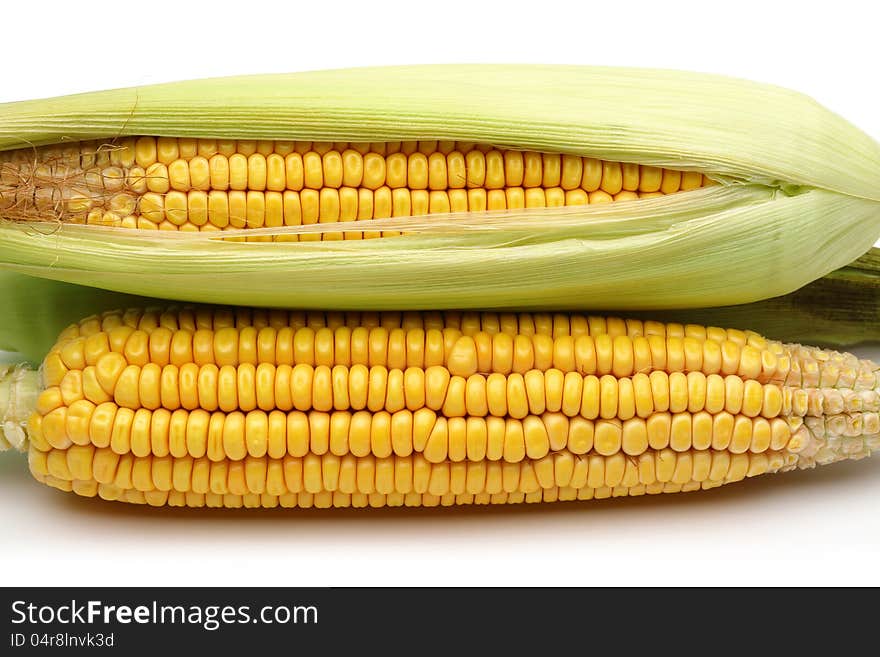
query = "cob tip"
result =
(0, 363, 39, 451)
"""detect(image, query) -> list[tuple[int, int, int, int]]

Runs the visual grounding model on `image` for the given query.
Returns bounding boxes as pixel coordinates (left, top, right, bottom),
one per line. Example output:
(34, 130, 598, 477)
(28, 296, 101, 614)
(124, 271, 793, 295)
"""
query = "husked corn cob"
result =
(0, 138, 711, 238)
(3, 308, 877, 509)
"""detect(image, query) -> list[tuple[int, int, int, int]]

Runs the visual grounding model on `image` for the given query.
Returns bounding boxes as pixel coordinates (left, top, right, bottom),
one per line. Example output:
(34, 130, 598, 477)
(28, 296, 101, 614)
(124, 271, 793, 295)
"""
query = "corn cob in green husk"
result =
(0, 65, 877, 311)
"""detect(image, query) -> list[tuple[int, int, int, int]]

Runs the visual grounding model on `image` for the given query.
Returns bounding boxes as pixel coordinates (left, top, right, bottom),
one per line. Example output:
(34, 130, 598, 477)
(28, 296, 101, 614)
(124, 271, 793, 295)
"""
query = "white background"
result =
(1, 0, 878, 586)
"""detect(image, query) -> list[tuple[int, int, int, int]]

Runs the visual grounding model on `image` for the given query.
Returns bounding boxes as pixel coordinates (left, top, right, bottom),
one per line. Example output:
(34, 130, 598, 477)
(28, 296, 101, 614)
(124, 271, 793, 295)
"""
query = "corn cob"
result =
(0, 65, 878, 310)
(1, 308, 876, 509)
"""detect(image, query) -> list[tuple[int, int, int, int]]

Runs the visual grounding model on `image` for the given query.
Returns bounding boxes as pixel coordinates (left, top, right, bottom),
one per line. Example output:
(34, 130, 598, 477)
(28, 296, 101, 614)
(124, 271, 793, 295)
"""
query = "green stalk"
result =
(640, 249, 880, 347)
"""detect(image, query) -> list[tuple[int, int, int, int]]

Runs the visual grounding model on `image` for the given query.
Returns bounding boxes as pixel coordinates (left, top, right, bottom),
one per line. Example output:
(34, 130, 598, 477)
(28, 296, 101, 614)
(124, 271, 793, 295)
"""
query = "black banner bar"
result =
(0, 587, 868, 653)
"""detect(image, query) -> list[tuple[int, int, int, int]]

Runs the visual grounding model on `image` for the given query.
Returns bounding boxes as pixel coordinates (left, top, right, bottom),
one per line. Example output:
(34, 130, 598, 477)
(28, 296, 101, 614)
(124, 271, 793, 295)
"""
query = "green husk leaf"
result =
(0, 185, 877, 310)
(0, 249, 877, 366)
(0, 273, 153, 362)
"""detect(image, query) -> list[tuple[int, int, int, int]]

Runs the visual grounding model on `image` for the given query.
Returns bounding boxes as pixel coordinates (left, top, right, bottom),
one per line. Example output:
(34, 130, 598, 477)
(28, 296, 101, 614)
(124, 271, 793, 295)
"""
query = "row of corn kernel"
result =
(51, 328, 783, 384)
(813, 433, 880, 466)
(30, 397, 792, 463)
(803, 413, 880, 440)
(788, 387, 880, 417)
(116, 137, 707, 192)
(123, 185, 658, 233)
(57, 308, 768, 345)
(39, 475, 746, 508)
(782, 347, 879, 391)
(79, 358, 787, 421)
(4, 138, 542, 168)
(32, 445, 784, 498)
(1, 140, 704, 199)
